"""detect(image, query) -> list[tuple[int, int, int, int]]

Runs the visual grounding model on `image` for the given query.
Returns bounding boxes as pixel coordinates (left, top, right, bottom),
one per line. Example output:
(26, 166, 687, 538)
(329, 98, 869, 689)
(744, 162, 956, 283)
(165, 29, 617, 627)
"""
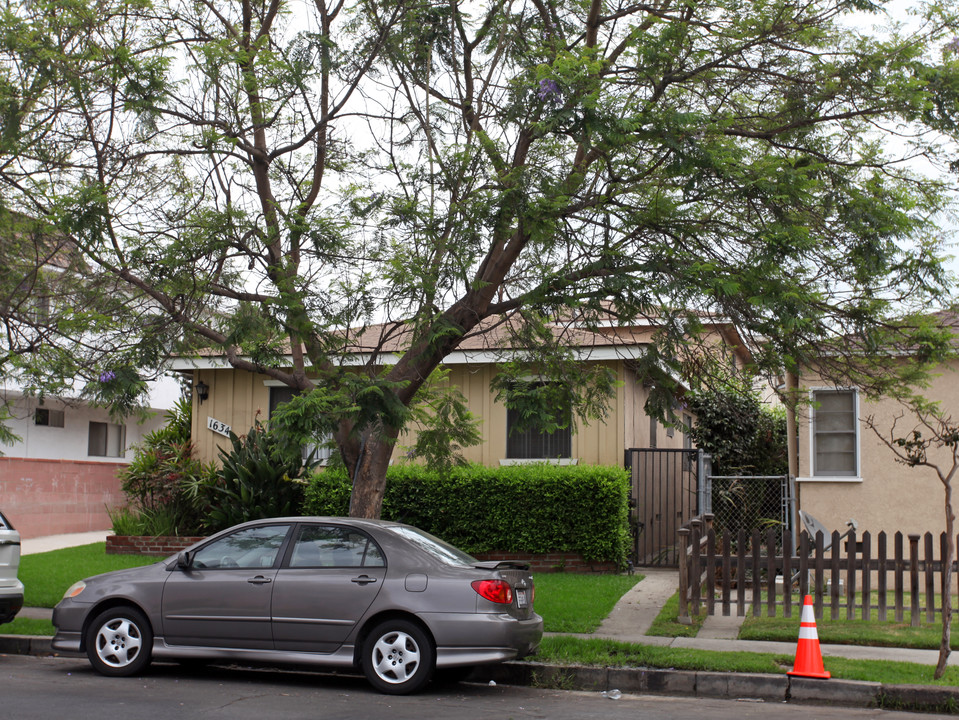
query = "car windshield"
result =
(388, 526, 478, 567)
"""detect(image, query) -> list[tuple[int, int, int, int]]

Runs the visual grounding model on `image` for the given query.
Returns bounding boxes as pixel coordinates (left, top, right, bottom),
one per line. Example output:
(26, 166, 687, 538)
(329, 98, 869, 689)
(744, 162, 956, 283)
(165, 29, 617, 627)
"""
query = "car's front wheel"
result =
(361, 619, 435, 695)
(85, 606, 153, 677)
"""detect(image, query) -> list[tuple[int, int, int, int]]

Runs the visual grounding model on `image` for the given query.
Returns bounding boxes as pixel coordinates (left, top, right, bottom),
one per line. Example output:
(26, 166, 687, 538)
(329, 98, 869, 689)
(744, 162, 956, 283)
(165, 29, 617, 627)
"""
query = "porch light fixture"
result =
(195, 380, 209, 404)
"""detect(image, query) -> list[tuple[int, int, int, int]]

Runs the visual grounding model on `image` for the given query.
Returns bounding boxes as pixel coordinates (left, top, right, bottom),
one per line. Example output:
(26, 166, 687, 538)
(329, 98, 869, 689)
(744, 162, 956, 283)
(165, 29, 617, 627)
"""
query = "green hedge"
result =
(303, 464, 631, 567)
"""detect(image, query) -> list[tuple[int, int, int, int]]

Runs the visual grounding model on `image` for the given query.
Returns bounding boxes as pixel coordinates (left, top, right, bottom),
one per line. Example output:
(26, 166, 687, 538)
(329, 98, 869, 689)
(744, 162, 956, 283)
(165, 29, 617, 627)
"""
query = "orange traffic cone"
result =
(787, 594, 830, 679)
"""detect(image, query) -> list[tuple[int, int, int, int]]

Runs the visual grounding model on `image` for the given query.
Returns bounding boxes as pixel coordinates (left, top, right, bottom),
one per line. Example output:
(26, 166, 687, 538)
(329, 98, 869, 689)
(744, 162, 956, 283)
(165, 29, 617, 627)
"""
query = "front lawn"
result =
(739, 598, 959, 650)
(534, 573, 642, 633)
(17, 542, 160, 608)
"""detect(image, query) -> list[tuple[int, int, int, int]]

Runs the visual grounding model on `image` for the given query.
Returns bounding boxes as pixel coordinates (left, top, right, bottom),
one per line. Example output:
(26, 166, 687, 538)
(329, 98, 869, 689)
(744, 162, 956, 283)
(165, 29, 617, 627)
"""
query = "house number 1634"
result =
(207, 417, 232, 437)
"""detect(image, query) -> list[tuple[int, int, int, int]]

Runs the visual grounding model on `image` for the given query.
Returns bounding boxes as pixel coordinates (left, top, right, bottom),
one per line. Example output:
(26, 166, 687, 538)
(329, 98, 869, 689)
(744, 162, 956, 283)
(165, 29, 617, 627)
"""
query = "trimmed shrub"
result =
(304, 464, 631, 567)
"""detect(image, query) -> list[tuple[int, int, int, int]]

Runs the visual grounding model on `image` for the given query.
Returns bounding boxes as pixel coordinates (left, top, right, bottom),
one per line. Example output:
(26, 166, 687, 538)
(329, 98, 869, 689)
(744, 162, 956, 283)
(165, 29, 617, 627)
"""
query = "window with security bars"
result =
(812, 389, 858, 477)
(505, 383, 572, 459)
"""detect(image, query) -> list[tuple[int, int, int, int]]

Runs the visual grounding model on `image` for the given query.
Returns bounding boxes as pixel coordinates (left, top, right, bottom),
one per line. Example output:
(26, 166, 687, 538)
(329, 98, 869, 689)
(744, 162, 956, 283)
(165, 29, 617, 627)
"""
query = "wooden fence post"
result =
(909, 534, 921, 627)
(691, 518, 702, 617)
(895, 531, 904, 623)
(924, 532, 935, 623)
(878, 531, 887, 622)
(678, 526, 690, 624)
(861, 531, 871, 620)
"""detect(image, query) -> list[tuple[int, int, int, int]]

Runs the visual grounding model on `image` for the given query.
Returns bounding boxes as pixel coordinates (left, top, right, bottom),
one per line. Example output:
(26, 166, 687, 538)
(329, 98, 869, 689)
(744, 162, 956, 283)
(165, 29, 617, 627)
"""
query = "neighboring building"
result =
(794, 312, 959, 537)
(170, 312, 753, 471)
(0, 379, 180, 538)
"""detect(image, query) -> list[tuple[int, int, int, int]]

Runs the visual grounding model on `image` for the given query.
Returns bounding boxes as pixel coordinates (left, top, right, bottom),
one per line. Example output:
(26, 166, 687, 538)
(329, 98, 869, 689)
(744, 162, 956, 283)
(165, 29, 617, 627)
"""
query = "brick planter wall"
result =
(105, 536, 618, 572)
(106, 535, 205, 556)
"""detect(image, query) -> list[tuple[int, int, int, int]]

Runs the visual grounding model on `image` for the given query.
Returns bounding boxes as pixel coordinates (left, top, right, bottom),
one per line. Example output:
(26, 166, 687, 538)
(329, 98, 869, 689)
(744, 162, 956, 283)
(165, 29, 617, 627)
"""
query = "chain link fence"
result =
(705, 475, 795, 546)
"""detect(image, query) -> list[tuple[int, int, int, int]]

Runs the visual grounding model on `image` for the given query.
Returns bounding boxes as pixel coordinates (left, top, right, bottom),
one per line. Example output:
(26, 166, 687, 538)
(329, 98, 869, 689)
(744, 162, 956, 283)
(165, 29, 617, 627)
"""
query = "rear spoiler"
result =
(472, 560, 530, 571)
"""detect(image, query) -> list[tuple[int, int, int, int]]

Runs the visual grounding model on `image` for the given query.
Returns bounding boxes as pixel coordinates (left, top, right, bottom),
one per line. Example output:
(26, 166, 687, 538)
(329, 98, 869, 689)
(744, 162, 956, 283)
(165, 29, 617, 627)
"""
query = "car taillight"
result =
(471, 579, 513, 604)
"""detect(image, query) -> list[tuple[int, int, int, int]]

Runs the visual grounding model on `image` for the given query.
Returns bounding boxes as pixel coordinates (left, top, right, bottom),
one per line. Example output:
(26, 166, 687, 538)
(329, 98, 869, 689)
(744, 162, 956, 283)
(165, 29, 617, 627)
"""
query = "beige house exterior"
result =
(171, 316, 752, 471)
(795, 315, 959, 538)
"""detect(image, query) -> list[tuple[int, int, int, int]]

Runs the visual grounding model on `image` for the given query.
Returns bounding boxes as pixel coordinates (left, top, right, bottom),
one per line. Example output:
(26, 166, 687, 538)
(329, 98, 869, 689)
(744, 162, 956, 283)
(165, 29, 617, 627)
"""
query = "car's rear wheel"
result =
(85, 606, 153, 677)
(361, 619, 434, 695)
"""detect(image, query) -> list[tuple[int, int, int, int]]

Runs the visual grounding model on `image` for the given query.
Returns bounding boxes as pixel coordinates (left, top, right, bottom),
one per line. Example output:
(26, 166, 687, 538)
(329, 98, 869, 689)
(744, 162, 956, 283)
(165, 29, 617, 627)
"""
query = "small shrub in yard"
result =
(305, 463, 631, 566)
(190, 421, 316, 533)
(113, 397, 213, 536)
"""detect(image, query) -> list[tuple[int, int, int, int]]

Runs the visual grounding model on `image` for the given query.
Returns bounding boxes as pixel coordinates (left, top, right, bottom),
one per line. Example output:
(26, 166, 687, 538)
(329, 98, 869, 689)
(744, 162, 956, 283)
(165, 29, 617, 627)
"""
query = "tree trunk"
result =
(936, 482, 955, 679)
(338, 428, 398, 519)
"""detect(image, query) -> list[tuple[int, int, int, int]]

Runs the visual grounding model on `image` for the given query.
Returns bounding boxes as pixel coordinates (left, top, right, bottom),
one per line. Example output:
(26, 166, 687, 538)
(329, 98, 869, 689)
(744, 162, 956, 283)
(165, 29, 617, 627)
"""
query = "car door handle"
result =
(351, 575, 377, 585)
(248, 576, 273, 585)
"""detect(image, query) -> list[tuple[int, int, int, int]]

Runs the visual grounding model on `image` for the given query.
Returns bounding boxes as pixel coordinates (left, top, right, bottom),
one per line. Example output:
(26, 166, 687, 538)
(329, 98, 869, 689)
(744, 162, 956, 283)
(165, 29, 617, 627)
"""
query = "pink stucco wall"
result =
(0, 457, 125, 538)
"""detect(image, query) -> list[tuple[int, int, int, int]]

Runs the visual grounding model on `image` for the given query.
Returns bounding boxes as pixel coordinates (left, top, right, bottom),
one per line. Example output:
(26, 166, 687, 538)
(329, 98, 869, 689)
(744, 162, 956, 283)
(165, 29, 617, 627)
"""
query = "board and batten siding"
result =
(190, 361, 635, 469)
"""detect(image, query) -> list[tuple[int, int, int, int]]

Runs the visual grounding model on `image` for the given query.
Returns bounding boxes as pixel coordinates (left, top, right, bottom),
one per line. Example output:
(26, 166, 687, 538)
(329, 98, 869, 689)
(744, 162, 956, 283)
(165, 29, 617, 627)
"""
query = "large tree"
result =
(1, 0, 958, 517)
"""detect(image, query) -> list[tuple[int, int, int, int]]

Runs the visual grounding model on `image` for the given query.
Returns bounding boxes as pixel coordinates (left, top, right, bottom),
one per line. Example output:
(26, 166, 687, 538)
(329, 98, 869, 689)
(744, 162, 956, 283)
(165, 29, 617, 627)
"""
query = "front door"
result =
(161, 524, 291, 649)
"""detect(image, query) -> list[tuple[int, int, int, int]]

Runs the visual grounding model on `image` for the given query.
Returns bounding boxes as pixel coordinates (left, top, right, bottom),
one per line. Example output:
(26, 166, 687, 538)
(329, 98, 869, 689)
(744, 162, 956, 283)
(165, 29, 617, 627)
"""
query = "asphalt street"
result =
(1, 654, 951, 720)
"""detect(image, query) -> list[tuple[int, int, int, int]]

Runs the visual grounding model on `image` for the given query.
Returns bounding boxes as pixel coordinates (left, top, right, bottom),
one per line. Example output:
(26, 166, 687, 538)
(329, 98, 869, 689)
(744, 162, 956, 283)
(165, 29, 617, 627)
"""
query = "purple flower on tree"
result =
(537, 78, 562, 104)
(99, 370, 117, 383)
(947, 36, 959, 55)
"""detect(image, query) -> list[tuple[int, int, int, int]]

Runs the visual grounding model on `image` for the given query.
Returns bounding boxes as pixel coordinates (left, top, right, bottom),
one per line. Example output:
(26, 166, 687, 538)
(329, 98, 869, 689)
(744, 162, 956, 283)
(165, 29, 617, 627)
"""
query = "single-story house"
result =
(170, 313, 753, 471)
(794, 311, 959, 537)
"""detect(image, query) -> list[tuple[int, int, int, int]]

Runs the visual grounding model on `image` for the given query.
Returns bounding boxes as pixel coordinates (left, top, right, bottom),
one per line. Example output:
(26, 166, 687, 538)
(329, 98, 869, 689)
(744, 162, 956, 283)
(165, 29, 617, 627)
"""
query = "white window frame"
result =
(802, 387, 862, 483)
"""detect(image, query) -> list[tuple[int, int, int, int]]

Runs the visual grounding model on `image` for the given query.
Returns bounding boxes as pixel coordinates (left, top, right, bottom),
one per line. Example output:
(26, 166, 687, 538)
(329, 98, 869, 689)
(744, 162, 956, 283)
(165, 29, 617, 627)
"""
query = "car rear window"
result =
(388, 526, 478, 567)
(0, 511, 13, 531)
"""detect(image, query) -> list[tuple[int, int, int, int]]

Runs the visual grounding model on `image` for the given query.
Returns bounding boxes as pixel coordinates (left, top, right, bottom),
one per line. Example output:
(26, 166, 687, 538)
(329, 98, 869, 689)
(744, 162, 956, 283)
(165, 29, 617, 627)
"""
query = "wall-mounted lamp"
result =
(195, 380, 209, 404)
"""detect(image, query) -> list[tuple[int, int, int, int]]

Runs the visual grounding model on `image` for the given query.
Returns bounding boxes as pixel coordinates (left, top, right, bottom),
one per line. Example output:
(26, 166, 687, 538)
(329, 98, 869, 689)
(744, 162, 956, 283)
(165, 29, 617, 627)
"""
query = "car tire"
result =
(85, 606, 153, 677)
(361, 619, 435, 695)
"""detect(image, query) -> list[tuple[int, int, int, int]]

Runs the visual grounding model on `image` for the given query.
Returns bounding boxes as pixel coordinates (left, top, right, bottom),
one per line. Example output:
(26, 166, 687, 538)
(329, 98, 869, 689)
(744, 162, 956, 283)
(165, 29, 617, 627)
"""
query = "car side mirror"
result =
(176, 551, 193, 570)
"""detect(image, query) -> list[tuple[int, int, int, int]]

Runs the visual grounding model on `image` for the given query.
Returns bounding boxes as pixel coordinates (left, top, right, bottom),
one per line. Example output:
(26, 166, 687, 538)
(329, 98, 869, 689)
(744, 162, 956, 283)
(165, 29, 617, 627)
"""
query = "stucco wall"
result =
(797, 363, 958, 536)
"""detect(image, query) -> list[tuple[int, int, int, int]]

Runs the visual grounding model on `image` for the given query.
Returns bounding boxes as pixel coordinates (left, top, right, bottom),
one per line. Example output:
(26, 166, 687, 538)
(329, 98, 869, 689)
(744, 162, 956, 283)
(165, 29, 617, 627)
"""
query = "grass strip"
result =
(532, 635, 959, 686)
(646, 592, 705, 638)
(0, 617, 56, 636)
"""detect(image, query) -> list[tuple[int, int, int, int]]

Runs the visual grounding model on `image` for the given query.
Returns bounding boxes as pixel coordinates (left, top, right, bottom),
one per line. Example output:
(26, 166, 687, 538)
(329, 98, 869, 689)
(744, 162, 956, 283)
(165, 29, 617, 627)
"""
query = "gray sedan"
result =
(52, 517, 542, 694)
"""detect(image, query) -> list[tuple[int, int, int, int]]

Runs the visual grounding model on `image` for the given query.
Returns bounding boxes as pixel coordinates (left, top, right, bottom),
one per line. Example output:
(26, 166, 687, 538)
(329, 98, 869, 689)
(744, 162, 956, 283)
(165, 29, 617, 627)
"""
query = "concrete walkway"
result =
(21, 530, 112, 556)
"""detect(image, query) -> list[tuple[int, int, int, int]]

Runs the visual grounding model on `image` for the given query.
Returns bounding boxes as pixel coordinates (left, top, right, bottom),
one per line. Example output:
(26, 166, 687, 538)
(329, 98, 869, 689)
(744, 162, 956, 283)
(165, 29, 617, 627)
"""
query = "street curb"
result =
(0, 635, 55, 657)
(3, 636, 958, 714)
(470, 661, 959, 714)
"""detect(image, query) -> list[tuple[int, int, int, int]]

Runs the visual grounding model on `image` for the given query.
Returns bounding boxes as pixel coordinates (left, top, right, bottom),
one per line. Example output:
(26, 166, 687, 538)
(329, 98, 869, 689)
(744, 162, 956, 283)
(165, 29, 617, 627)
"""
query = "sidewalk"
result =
(20, 530, 112, 556)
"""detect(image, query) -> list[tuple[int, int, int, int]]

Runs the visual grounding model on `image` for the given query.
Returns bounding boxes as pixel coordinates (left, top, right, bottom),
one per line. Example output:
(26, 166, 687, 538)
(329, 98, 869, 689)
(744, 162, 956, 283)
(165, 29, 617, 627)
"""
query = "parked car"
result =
(0, 509, 24, 625)
(53, 517, 542, 694)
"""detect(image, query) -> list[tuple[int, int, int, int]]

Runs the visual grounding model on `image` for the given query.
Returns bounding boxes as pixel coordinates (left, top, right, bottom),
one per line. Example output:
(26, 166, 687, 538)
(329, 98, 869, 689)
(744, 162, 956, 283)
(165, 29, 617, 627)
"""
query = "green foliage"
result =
(305, 463, 632, 566)
(688, 389, 788, 476)
(114, 397, 211, 536)
(2, 0, 958, 520)
(490, 312, 618, 436)
(197, 422, 314, 532)
(402, 369, 482, 471)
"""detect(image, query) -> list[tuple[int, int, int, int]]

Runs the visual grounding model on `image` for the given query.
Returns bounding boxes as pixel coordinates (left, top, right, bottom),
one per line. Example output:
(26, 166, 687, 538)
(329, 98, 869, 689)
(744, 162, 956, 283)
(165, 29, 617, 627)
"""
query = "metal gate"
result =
(625, 448, 709, 567)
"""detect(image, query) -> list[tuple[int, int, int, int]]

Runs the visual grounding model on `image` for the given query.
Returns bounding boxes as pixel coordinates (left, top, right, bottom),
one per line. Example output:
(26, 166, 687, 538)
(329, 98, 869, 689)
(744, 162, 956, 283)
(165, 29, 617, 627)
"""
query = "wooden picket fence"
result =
(678, 514, 958, 624)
